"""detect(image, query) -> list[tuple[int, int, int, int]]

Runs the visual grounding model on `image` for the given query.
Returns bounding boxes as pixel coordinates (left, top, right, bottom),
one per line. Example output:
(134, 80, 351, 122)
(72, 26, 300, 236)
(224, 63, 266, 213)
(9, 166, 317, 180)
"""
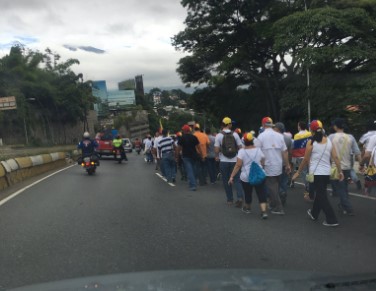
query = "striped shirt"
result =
(158, 136, 174, 156)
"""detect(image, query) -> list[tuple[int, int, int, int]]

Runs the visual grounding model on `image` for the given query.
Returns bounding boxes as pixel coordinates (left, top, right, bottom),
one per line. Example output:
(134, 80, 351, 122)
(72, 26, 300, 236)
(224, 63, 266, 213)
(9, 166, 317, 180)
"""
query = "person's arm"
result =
(214, 135, 221, 161)
(282, 150, 291, 174)
(292, 140, 313, 180)
(229, 157, 243, 185)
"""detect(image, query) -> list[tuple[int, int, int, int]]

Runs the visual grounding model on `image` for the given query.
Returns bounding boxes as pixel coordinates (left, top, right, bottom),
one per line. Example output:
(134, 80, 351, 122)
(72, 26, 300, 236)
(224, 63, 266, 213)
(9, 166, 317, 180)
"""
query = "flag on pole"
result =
(159, 119, 163, 133)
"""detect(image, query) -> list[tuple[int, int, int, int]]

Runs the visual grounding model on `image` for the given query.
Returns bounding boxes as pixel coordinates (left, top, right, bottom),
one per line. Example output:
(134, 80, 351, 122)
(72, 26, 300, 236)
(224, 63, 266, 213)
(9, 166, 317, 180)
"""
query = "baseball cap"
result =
(262, 117, 273, 126)
(195, 123, 200, 129)
(243, 132, 254, 142)
(182, 124, 191, 133)
(234, 128, 241, 134)
(222, 117, 232, 125)
(310, 120, 323, 132)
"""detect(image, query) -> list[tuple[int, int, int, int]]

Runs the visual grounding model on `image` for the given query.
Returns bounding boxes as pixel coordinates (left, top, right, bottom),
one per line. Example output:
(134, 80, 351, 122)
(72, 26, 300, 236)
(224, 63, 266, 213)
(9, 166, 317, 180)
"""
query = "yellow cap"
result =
(222, 117, 232, 125)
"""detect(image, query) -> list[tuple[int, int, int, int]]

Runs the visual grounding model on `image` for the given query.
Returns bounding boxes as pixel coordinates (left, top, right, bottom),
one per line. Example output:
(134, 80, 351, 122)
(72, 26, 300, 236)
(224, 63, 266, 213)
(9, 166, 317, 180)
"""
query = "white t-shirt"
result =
(153, 136, 163, 158)
(366, 135, 376, 165)
(214, 129, 243, 162)
(328, 133, 360, 170)
(257, 128, 287, 176)
(237, 148, 265, 183)
(359, 131, 376, 147)
(143, 139, 152, 150)
(309, 139, 332, 175)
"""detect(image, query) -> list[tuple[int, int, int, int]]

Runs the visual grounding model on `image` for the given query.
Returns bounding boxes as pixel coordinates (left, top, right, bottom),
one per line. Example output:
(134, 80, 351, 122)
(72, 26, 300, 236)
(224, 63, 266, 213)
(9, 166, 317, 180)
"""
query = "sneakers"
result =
(242, 207, 251, 214)
(323, 221, 339, 227)
(307, 209, 317, 221)
(343, 210, 355, 216)
(271, 209, 285, 215)
(261, 212, 268, 219)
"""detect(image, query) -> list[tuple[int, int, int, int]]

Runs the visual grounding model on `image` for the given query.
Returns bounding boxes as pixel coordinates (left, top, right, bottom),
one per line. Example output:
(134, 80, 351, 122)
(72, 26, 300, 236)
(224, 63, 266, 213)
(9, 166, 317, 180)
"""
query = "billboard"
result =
(0, 96, 17, 110)
(118, 79, 135, 90)
(108, 90, 136, 107)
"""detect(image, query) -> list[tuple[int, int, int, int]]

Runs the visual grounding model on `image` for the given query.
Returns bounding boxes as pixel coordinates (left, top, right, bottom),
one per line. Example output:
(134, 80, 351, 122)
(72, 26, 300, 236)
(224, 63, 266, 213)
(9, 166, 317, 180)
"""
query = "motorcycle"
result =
(135, 145, 141, 155)
(80, 156, 98, 175)
(113, 148, 124, 163)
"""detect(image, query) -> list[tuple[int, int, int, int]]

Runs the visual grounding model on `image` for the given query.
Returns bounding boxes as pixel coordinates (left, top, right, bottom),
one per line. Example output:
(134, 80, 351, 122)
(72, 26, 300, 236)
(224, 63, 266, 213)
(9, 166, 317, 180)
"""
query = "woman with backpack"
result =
(228, 132, 268, 219)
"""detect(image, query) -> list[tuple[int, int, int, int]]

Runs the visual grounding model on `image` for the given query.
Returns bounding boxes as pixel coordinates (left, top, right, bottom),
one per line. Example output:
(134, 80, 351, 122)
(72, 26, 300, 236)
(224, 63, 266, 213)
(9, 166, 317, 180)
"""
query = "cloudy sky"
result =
(0, 0, 189, 90)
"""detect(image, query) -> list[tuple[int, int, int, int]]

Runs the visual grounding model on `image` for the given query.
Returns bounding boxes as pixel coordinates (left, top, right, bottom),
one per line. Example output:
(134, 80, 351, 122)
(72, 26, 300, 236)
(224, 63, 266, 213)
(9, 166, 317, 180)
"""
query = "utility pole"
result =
(304, 0, 311, 124)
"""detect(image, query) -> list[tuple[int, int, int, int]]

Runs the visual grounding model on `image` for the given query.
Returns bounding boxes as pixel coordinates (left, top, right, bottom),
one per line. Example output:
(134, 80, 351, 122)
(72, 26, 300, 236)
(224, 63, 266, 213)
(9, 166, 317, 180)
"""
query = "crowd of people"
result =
(140, 116, 376, 227)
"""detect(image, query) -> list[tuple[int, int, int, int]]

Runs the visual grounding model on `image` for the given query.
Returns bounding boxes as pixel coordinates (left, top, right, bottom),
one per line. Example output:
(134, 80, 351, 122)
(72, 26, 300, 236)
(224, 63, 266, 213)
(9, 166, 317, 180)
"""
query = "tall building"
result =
(107, 90, 136, 109)
(118, 79, 135, 90)
(91, 80, 109, 117)
(135, 75, 144, 97)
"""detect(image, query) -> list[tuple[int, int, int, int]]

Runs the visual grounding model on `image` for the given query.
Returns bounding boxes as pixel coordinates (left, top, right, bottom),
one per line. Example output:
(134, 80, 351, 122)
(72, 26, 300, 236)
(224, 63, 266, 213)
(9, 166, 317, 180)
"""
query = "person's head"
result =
(83, 131, 90, 139)
(310, 120, 324, 143)
(182, 124, 191, 134)
(222, 117, 232, 129)
(116, 134, 121, 139)
(162, 129, 168, 137)
(194, 123, 200, 131)
(261, 117, 273, 128)
(298, 121, 307, 131)
(205, 128, 211, 135)
(366, 119, 376, 131)
(243, 132, 254, 146)
(234, 128, 241, 135)
(273, 122, 285, 133)
(332, 118, 346, 132)
(155, 132, 160, 137)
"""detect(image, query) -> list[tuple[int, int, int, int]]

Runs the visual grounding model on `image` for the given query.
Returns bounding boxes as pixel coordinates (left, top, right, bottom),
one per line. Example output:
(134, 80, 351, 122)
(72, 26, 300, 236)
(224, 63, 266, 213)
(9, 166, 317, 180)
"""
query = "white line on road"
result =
(155, 172, 175, 187)
(294, 182, 376, 201)
(0, 164, 76, 207)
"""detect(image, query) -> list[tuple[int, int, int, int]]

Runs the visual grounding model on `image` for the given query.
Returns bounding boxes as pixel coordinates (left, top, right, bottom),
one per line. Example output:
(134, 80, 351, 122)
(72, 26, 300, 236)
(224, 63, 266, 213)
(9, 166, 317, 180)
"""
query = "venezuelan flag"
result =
(292, 131, 312, 158)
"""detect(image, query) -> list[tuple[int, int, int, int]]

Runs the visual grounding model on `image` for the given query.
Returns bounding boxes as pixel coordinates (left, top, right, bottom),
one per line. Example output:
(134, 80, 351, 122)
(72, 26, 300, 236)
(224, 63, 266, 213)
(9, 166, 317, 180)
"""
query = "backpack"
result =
(221, 131, 238, 158)
(247, 149, 266, 185)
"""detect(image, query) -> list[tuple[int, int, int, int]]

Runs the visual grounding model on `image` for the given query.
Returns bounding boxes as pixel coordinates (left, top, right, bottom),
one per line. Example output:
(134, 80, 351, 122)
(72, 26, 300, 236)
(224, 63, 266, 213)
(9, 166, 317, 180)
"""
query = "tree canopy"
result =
(173, 0, 376, 134)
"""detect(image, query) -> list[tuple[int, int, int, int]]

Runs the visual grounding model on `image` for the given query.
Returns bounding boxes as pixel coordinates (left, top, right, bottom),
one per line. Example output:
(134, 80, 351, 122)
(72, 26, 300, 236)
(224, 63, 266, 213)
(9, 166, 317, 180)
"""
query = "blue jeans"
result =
(183, 157, 197, 190)
(279, 166, 288, 194)
(162, 152, 175, 183)
(333, 169, 353, 212)
(146, 151, 153, 162)
(196, 159, 208, 185)
(206, 157, 216, 183)
(220, 161, 244, 202)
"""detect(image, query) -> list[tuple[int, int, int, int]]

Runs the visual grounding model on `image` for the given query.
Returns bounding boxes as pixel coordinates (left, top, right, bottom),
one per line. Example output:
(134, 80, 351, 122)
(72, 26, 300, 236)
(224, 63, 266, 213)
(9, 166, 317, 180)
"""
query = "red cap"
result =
(310, 120, 323, 132)
(262, 117, 273, 126)
(243, 132, 254, 142)
(182, 124, 191, 133)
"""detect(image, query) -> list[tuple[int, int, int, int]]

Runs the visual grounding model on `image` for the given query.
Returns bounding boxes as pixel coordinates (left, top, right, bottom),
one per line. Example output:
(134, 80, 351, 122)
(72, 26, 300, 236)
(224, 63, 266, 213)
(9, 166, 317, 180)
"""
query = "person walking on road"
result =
(292, 120, 343, 227)
(143, 135, 153, 163)
(215, 117, 244, 207)
(205, 128, 217, 184)
(177, 124, 200, 191)
(328, 118, 360, 216)
(158, 129, 176, 184)
(359, 131, 376, 196)
(292, 121, 313, 201)
(194, 123, 210, 186)
(229, 132, 268, 219)
(273, 122, 292, 206)
(257, 117, 291, 215)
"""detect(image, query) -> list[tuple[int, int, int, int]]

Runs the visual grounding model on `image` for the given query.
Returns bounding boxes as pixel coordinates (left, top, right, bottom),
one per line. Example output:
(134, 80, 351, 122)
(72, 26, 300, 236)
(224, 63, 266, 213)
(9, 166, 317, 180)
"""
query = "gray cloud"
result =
(0, 0, 189, 89)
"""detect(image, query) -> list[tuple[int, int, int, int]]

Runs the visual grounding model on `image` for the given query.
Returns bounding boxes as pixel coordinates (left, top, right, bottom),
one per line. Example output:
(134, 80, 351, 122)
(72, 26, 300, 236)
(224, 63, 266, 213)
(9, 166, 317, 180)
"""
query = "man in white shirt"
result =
(328, 118, 361, 215)
(359, 132, 376, 196)
(143, 135, 153, 163)
(257, 117, 291, 214)
(153, 131, 165, 176)
(215, 117, 244, 206)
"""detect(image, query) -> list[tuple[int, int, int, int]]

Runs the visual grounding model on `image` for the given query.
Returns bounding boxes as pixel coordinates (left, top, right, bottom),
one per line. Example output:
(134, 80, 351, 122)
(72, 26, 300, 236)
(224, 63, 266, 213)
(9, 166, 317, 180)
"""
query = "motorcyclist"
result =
(134, 138, 142, 154)
(77, 132, 99, 164)
(112, 134, 127, 161)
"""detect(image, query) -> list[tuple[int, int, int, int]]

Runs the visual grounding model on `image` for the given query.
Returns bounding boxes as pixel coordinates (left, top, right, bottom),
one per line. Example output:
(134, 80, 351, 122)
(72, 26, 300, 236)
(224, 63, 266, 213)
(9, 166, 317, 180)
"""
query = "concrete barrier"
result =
(0, 151, 69, 191)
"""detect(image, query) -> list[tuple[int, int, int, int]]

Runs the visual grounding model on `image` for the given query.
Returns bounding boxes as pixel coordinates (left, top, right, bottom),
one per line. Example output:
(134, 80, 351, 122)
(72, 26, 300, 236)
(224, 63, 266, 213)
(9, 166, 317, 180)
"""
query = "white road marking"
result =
(155, 172, 175, 186)
(0, 165, 76, 207)
(294, 182, 376, 201)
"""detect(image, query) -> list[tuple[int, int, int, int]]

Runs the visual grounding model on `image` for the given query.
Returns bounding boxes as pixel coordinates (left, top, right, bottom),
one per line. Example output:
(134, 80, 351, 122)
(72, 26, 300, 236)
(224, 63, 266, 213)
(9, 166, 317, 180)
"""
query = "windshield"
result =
(0, 0, 376, 290)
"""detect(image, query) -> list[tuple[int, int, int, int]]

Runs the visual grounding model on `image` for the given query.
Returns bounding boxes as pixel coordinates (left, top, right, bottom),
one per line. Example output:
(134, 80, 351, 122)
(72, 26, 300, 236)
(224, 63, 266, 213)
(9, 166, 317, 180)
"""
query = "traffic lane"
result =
(0, 154, 375, 289)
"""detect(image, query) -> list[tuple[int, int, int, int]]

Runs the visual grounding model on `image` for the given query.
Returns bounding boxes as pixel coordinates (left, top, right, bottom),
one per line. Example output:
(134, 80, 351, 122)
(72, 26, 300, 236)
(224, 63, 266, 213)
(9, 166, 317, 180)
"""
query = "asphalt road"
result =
(0, 153, 375, 289)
